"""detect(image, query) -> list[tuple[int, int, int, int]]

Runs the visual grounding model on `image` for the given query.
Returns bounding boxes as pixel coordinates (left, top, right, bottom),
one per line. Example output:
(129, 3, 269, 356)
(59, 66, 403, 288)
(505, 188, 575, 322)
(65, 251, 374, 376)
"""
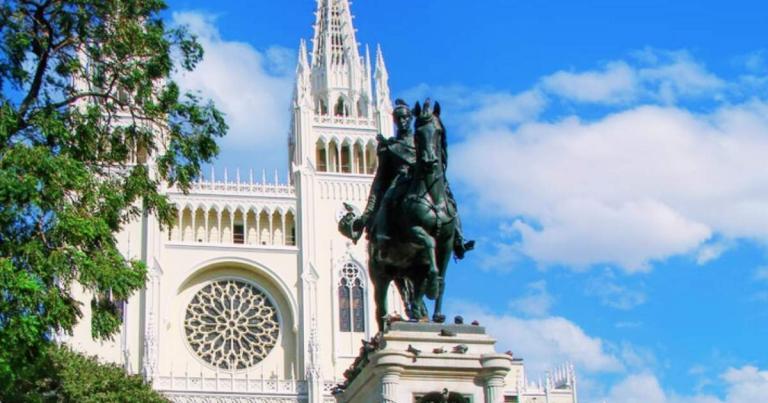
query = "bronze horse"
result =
(366, 100, 457, 330)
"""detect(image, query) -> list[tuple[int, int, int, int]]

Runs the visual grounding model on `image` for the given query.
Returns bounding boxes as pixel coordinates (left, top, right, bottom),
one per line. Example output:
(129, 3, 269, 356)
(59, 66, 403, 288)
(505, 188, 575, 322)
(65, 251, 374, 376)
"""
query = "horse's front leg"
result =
(432, 234, 454, 323)
(408, 226, 440, 300)
(371, 271, 391, 332)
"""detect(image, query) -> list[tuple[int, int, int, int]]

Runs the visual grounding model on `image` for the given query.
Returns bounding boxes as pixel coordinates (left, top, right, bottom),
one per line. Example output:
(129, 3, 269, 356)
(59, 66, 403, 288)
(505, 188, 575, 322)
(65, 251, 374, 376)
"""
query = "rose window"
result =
(184, 279, 280, 370)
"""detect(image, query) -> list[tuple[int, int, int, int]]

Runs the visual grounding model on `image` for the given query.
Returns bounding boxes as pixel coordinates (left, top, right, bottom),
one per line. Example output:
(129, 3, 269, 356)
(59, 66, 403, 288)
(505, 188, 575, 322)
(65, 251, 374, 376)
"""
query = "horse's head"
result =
(412, 99, 442, 171)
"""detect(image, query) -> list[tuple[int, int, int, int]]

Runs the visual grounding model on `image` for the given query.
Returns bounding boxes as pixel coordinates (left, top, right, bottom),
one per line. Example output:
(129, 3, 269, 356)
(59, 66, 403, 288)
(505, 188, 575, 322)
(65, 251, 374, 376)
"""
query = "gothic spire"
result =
(374, 44, 391, 110)
(374, 44, 393, 137)
(293, 38, 312, 107)
(311, 0, 360, 68)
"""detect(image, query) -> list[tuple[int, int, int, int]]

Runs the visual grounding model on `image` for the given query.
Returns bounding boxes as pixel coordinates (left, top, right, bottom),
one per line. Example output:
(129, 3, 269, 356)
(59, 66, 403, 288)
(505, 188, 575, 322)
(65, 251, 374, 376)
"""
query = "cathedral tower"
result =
(290, 0, 394, 395)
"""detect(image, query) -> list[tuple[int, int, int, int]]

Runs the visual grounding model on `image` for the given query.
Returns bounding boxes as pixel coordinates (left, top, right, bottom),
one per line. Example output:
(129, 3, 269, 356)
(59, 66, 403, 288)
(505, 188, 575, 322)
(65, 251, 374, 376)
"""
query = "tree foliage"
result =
(6, 344, 169, 402)
(0, 0, 226, 394)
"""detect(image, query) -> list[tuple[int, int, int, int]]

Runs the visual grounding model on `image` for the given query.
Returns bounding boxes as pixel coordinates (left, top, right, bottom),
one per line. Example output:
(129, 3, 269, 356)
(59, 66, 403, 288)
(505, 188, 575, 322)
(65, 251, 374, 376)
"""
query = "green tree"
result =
(0, 0, 226, 395)
(7, 344, 169, 402)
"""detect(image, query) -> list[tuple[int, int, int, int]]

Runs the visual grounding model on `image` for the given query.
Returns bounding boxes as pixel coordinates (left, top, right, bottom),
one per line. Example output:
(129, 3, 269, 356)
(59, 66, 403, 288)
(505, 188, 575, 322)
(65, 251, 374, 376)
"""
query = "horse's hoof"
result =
(432, 313, 446, 323)
(425, 274, 441, 300)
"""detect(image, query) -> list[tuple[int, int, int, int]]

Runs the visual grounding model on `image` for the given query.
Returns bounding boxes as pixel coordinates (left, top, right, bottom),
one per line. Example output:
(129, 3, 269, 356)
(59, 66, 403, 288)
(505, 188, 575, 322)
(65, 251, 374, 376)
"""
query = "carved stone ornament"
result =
(185, 279, 280, 370)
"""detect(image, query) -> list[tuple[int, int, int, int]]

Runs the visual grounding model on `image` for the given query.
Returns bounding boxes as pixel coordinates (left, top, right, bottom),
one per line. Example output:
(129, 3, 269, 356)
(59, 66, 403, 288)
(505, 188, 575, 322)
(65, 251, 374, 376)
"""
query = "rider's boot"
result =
(453, 229, 475, 260)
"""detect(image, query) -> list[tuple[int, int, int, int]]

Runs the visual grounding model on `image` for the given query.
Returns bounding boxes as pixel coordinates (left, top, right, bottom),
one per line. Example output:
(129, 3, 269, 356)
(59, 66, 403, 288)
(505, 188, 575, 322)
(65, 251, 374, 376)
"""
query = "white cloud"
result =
(455, 302, 623, 376)
(586, 275, 647, 310)
(540, 50, 724, 105)
(601, 366, 768, 403)
(754, 266, 768, 282)
(452, 102, 768, 272)
(468, 90, 548, 128)
(696, 241, 730, 265)
(604, 373, 668, 403)
(171, 11, 293, 168)
(637, 51, 725, 103)
(541, 61, 638, 104)
(397, 85, 546, 134)
(720, 366, 768, 402)
(508, 280, 554, 317)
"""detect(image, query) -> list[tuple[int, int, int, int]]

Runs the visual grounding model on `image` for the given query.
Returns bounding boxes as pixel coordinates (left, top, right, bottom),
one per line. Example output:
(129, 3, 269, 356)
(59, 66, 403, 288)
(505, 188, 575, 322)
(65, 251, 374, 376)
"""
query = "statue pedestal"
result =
(335, 322, 513, 403)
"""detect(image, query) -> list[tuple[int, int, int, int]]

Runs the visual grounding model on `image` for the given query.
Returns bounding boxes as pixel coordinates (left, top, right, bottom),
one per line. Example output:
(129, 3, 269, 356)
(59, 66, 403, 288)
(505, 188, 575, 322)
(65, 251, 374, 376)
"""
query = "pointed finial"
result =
(223, 167, 228, 183)
(249, 168, 254, 185)
(262, 169, 266, 184)
(274, 169, 279, 184)
(210, 166, 215, 182)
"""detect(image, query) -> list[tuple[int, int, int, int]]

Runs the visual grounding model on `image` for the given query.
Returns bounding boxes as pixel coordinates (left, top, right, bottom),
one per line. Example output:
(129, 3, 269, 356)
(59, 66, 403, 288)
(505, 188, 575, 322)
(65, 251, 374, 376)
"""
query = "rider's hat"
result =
(392, 99, 411, 116)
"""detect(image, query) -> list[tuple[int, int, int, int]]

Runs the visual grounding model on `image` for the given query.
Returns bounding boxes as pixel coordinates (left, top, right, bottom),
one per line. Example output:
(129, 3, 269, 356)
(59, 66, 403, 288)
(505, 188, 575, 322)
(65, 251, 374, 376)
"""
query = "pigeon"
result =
(452, 344, 468, 354)
(407, 344, 421, 356)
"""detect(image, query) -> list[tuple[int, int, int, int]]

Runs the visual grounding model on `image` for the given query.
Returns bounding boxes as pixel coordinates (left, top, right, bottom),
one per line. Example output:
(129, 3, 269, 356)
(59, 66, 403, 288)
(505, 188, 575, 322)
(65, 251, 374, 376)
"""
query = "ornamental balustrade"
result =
(172, 168, 295, 197)
(154, 373, 307, 395)
(312, 115, 376, 127)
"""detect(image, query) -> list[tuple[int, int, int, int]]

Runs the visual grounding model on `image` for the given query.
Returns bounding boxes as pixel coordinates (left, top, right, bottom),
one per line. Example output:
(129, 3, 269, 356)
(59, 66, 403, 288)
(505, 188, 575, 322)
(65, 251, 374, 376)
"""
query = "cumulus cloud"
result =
(541, 50, 724, 105)
(601, 366, 768, 403)
(455, 302, 623, 376)
(452, 102, 768, 272)
(586, 273, 647, 310)
(171, 11, 294, 168)
(397, 85, 547, 135)
(508, 280, 554, 317)
(541, 61, 638, 104)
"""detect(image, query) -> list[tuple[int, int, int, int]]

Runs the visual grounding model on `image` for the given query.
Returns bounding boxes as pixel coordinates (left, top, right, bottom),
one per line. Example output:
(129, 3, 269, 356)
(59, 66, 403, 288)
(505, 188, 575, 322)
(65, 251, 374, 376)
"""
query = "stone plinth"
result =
(336, 322, 513, 403)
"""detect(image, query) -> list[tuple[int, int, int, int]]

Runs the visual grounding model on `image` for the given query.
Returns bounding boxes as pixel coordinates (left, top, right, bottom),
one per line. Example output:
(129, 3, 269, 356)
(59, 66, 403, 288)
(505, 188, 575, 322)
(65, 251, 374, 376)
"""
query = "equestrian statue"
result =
(339, 99, 474, 331)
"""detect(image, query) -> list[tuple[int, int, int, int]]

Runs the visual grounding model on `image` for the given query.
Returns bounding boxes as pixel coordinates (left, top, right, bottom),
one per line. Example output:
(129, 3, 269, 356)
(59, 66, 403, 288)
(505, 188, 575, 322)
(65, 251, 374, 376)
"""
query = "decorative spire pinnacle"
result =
(374, 44, 391, 106)
(311, 0, 359, 68)
(298, 38, 309, 69)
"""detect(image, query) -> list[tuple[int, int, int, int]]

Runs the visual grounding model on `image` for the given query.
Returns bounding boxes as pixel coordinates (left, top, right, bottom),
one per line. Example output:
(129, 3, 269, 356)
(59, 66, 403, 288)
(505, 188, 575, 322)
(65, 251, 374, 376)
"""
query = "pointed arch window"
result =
(317, 98, 328, 115)
(338, 262, 365, 333)
(334, 97, 349, 117)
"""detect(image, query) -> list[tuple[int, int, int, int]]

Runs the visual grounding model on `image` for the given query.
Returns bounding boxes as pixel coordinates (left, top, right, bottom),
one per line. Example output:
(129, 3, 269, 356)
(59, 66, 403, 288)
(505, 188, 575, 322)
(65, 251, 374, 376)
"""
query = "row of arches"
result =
(171, 206, 296, 247)
(316, 137, 377, 174)
(315, 95, 369, 119)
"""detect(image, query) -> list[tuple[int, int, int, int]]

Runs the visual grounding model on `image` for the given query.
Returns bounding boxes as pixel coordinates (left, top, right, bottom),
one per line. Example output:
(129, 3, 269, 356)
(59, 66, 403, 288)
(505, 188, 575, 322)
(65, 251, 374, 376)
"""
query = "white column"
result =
(191, 209, 197, 242)
(362, 144, 367, 174)
(481, 354, 513, 403)
(229, 210, 234, 243)
(381, 366, 403, 403)
(204, 209, 209, 243)
(281, 214, 287, 245)
(336, 144, 341, 172)
(216, 211, 222, 243)
(324, 140, 330, 172)
(269, 212, 274, 244)
(255, 210, 261, 245)
(484, 374, 505, 403)
(176, 209, 183, 241)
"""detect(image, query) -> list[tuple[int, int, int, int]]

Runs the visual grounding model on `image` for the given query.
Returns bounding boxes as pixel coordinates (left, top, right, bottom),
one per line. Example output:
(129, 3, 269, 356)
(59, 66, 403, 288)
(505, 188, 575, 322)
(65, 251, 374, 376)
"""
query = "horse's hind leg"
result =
(408, 226, 440, 300)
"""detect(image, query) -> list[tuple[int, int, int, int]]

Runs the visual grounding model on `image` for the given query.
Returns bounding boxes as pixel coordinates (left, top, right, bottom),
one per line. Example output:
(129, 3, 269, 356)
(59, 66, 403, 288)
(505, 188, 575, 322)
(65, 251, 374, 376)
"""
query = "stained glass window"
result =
(339, 262, 365, 333)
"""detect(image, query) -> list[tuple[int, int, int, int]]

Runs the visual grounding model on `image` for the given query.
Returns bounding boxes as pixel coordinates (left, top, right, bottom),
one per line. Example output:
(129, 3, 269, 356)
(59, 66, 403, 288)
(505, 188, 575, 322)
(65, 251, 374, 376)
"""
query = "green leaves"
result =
(3, 344, 169, 402)
(0, 0, 226, 396)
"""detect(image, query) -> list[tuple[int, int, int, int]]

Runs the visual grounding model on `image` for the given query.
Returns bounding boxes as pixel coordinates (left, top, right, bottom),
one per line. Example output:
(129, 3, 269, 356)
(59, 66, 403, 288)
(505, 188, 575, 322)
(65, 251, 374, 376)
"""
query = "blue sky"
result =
(164, 1, 768, 401)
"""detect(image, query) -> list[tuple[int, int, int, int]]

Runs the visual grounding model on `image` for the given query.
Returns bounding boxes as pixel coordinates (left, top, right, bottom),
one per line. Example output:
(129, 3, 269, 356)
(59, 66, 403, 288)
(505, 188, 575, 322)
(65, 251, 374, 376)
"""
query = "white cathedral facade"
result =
(66, 1, 578, 402)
